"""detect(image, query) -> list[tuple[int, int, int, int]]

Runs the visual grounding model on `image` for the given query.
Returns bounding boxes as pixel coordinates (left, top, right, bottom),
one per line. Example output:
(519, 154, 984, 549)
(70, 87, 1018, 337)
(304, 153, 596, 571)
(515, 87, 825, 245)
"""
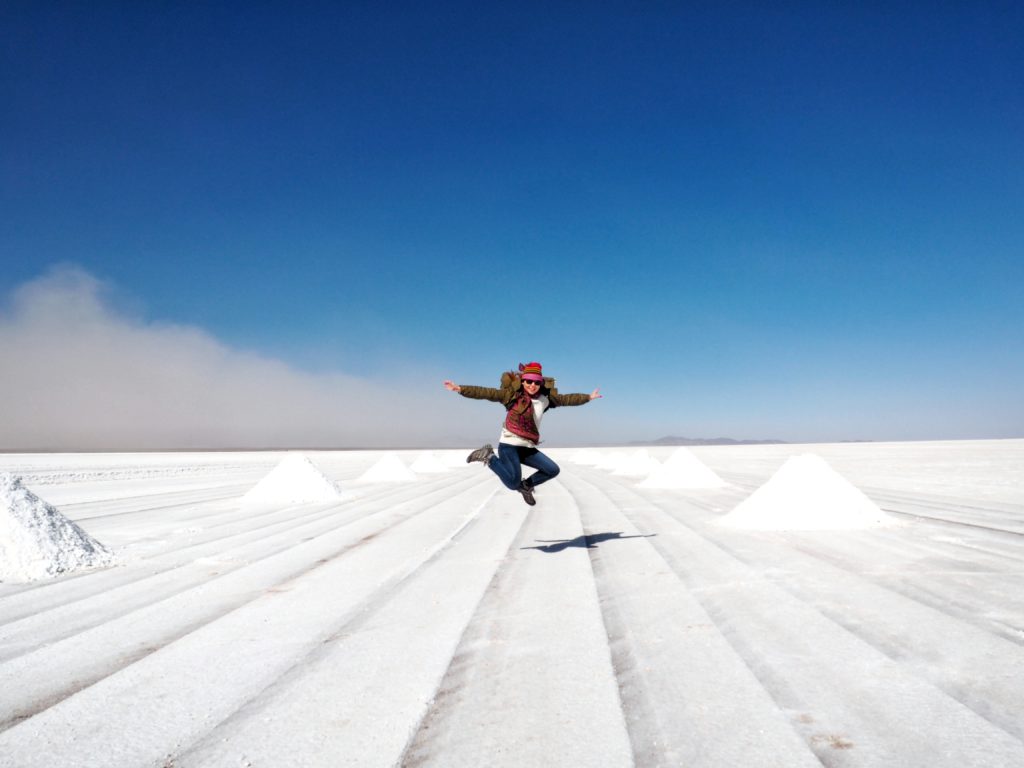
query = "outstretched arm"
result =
(550, 387, 602, 407)
(443, 379, 508, 403)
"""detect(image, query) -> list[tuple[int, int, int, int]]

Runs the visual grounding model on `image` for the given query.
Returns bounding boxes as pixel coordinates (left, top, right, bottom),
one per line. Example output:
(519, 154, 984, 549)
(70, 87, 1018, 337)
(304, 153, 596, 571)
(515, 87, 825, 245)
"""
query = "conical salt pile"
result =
(357, 453, 417, 483)
(410, 452, 449, 473)
(0, 473, 114, 582)
(718, 454, 891, 530)
(242, 453, 347, 505)
(638, 447, 726, 489)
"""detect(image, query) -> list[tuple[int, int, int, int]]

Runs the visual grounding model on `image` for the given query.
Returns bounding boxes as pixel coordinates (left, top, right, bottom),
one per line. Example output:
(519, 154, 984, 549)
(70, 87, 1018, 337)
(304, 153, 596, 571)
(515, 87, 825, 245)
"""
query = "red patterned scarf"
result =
(504, 390, 540, 442)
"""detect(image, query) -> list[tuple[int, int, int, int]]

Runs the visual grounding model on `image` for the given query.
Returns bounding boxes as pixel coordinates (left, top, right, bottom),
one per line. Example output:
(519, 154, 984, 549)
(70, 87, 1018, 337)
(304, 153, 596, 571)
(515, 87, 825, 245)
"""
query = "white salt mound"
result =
(719, 454, 891, 530)
(242, 454, 347, 505)
(410, 452, 449, 473)
(0, 473, 114, 582)
(639, 447, 727, 489)
(357, 454, 417, 483)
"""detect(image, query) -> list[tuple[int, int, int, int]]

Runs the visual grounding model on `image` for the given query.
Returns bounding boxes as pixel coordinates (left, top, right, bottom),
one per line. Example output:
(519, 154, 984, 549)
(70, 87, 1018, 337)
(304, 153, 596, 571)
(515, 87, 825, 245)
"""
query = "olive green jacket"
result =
(457, 371, 592, 441)
(458, 384, 591, 409)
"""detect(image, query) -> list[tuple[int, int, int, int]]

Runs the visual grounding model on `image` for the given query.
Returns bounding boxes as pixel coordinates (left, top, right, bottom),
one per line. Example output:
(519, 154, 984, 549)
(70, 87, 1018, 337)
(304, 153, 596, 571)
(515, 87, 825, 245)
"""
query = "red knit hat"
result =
(519, 361, 544, 382)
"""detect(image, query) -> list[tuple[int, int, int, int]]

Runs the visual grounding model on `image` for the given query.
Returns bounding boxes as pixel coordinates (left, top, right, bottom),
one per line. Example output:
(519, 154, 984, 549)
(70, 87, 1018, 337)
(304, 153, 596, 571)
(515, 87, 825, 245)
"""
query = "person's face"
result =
(523, 379, 542, 393)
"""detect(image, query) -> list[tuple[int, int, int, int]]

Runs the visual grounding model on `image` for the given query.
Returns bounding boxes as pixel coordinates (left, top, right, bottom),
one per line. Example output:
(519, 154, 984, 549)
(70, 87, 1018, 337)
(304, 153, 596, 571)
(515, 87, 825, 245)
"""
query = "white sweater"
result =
(498, 394, 549, 448)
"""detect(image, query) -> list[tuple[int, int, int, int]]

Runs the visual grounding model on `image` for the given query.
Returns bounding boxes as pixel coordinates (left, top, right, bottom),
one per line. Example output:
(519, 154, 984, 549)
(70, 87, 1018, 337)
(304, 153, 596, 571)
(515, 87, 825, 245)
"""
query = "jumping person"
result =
(443, 362, 601, 505)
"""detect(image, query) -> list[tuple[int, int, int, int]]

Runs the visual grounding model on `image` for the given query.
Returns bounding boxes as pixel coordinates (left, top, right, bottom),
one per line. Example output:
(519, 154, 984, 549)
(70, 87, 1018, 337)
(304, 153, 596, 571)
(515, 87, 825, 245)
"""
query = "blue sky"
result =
(2, 2, 1022, 447)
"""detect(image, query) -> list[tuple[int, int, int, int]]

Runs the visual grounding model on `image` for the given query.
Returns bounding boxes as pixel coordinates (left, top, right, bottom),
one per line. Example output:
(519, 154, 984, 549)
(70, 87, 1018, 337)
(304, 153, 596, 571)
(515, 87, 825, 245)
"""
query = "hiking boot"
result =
(518, 480, 536, 506)
(466, 443, 494, 465)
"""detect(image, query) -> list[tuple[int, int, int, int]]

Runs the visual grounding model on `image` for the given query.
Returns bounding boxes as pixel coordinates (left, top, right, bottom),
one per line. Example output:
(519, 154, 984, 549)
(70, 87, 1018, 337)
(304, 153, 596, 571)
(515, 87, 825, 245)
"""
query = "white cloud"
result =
(0, 266, 493, 450)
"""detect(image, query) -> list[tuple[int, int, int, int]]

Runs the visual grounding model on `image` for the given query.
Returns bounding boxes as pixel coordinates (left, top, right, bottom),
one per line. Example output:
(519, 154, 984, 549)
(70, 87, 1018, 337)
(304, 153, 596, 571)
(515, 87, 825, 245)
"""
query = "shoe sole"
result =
(466, 444, 494, 464)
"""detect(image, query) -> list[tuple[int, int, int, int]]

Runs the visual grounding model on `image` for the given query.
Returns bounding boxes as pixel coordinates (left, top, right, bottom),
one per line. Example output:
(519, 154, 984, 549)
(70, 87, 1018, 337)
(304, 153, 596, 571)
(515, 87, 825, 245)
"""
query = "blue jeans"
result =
(489, 443, 561, 491)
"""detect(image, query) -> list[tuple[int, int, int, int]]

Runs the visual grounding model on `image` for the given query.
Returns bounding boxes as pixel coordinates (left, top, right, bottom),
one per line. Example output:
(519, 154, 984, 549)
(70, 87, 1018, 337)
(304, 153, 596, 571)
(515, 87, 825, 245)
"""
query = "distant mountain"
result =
(630, 436, 788, 446)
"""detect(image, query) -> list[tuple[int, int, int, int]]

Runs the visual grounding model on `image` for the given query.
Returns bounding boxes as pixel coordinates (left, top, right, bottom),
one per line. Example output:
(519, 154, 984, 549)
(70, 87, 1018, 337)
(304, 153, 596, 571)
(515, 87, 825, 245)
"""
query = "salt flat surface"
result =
(1, 440, 1022, 767)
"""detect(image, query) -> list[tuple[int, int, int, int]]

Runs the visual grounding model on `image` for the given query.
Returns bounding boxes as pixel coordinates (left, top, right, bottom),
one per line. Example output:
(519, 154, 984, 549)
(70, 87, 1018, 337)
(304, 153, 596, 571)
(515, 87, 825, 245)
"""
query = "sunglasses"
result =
(522, 378, 543, 386)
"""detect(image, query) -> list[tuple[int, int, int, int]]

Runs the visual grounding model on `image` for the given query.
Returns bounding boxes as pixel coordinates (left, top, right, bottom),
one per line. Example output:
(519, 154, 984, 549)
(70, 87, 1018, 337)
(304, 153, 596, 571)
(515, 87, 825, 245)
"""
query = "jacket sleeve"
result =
(458, 385, 510, 404)
(547, 392, 592, 408)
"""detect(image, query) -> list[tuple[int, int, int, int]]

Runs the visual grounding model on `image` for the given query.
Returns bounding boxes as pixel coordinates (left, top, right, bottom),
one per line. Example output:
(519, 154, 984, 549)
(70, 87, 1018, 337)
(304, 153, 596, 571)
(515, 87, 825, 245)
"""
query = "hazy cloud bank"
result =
(0, 266, 489, 450)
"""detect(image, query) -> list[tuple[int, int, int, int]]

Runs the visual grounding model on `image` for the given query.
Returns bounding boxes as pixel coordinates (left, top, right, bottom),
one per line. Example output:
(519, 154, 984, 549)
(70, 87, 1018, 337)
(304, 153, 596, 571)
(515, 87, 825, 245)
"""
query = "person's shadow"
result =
(522, 531, 656, 553)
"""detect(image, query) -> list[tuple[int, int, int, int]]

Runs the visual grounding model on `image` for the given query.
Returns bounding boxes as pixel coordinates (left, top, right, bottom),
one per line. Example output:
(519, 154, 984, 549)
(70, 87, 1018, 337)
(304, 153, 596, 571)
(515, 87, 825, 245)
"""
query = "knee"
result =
(548, 463, 560, 478)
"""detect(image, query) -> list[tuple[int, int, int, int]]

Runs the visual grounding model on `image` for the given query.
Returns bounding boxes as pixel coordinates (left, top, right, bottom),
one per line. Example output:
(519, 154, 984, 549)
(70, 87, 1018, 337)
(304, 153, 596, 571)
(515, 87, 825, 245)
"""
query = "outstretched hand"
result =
(590, 388, 602, 400)
(443, 380, 461, 393)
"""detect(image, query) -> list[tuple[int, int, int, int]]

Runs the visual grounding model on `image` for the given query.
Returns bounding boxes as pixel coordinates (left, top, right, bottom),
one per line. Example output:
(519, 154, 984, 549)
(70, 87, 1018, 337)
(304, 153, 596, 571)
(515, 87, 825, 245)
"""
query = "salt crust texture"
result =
(242, 453, 347, 505)
(639, 447, 727, 489)
(0, 473, 114, 582)
(719, 453, 892, 530)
